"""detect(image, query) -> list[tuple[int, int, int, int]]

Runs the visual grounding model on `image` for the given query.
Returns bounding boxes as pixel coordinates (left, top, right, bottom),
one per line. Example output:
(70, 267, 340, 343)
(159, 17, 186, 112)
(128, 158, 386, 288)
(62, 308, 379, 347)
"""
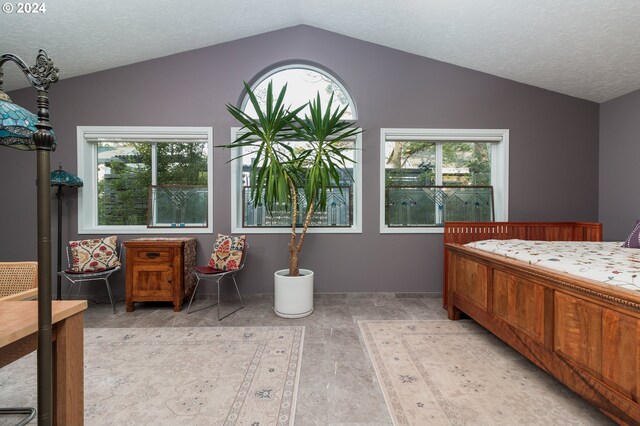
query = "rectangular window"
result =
(230, 128, 362, 234)
(380, 128, 508, 233)
(78, 127, 213, 234)
(97, 141, 150, 226)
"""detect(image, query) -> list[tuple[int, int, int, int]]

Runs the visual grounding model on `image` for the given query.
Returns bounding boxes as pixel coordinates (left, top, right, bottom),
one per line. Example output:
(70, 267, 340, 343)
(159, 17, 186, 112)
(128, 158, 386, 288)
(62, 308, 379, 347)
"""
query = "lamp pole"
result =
(51, 166, 82, 301)
(36, 142, 53, 426)
(56, 185, 63, 300)
(0, 50, 59, 426)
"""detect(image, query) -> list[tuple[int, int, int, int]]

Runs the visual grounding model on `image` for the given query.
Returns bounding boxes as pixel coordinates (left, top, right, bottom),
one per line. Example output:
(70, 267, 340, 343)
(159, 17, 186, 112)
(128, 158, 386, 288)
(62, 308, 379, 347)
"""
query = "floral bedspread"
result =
(465, 240, 640, 292)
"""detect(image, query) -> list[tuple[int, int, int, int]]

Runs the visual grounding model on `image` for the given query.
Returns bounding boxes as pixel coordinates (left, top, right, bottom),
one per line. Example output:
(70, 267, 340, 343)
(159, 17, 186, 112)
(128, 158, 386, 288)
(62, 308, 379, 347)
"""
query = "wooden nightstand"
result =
(123, 238, 197, 312)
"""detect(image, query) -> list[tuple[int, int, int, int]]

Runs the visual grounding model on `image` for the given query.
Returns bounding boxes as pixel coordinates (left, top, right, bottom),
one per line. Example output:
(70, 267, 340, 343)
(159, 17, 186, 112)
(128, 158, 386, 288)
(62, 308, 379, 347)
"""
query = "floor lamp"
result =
(0, 50, 59, 426)
(51, 165, 83, 300)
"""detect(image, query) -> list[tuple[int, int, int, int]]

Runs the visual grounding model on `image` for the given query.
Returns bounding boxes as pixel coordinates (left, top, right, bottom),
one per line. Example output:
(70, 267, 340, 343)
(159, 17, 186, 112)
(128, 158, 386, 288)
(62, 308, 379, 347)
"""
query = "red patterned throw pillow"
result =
(69, 236, 120, 272)
(622, 221, 640, 249)
(207, 234, 246, 271)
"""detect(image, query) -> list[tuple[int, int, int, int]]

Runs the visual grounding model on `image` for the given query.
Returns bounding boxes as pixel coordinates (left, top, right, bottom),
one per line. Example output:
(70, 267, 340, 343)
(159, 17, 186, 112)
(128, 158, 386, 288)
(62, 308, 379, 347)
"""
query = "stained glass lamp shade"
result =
(0, 90, 56, 150)
(51, 165, 83, 188)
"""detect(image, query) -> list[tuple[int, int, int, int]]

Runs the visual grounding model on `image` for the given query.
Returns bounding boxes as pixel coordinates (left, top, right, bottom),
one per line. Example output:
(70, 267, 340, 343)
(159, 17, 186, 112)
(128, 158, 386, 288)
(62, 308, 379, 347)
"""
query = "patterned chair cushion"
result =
(623, 221, 640, 249)
(207, 234, 246, 271)
(69, 236, 120, 272)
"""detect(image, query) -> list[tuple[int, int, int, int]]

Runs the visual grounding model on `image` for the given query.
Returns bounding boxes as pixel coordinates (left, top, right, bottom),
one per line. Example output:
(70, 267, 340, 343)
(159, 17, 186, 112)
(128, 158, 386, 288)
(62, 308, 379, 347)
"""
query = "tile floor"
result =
(84, 293, 447, 425)
(81, 293, 613, 425)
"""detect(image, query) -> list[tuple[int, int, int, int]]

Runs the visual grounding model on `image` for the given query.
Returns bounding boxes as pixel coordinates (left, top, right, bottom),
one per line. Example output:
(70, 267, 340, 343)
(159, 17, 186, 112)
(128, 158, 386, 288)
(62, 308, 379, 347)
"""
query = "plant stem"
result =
(287, 176, 316, 277)
(288, 177, 299, 276)
(288, 200, 315, 277)
(295, 197, 315, 258)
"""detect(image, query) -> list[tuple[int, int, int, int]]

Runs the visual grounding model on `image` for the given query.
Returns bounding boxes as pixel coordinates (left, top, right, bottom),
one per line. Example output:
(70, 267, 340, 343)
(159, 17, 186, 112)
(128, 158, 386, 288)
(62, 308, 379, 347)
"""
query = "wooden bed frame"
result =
(444, 222, 640, 425)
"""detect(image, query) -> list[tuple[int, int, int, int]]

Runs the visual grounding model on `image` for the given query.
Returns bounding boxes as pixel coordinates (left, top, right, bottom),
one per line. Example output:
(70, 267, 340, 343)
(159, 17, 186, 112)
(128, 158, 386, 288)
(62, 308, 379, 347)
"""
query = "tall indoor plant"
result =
(226, 81, 361, 317)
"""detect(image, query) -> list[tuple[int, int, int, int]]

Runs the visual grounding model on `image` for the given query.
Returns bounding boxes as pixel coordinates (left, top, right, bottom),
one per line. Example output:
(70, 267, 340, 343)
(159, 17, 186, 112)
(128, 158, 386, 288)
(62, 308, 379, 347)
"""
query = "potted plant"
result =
(225, 81, 361, 317)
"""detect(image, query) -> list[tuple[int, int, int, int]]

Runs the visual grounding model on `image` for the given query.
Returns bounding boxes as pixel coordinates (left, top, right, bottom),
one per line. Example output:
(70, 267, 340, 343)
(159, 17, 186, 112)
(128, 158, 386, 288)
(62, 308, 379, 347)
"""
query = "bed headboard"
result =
(443, 221, 602, 245)
(442, 221, 602, 309)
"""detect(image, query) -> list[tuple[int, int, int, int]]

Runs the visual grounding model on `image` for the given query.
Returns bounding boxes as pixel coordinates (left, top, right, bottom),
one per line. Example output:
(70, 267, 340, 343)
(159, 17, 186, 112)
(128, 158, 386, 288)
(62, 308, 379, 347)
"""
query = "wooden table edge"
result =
(0, 300, 88, 347)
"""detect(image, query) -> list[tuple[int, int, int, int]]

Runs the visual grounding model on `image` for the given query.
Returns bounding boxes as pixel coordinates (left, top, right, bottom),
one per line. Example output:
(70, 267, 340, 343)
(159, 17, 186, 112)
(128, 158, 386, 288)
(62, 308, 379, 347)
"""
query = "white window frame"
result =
(380, 128, 509, 234)
(230, 127, 363, 234)
(240, 63, 358, 120)
(77, 126, 214, 234)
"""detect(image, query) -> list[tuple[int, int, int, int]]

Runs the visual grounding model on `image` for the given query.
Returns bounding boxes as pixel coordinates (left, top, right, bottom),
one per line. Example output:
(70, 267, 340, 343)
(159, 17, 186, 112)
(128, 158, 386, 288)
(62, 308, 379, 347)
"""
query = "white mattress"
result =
(465, 239, 640, 292)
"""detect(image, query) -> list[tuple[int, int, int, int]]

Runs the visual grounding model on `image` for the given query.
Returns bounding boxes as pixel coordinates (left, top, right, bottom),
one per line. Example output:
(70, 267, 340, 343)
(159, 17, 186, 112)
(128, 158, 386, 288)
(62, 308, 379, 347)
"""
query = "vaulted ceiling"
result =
(2, 0, 639, 102)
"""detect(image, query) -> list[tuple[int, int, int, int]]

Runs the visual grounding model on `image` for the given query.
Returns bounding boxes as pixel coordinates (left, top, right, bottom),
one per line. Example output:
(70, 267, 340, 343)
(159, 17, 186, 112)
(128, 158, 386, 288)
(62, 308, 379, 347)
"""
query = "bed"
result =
(444, 222, 640, 425)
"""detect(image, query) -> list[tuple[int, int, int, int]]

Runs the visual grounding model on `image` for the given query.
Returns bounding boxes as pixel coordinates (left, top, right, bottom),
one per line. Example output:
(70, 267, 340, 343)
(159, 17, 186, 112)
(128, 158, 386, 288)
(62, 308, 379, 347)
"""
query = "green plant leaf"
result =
(224, 83, 363, 274)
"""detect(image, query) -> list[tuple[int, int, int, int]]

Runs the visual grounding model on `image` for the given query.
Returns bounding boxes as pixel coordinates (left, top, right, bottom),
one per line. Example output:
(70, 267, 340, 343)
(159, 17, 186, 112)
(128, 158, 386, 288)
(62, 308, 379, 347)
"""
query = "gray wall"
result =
(1, 25, 599, 299)
(599, 88, 640, 240)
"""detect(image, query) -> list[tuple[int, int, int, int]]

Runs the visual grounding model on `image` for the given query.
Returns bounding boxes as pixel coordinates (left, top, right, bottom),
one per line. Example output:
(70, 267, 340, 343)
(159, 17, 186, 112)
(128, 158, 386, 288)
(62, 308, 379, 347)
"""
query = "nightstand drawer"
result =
(132, 248, 173, 263)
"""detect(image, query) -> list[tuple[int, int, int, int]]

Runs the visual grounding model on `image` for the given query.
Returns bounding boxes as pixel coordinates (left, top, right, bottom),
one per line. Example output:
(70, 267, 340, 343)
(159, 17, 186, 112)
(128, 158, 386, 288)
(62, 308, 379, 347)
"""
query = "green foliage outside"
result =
(98, 142, 208, 226)
(385, 141, 493, 226)
(385, 141, 491, 186)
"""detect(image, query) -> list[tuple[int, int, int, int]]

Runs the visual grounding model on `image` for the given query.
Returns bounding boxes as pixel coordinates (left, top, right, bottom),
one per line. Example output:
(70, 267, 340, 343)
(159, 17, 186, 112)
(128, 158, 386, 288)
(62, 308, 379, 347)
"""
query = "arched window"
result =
(241, 65, 357, 120)
(231, 64, 362, 234)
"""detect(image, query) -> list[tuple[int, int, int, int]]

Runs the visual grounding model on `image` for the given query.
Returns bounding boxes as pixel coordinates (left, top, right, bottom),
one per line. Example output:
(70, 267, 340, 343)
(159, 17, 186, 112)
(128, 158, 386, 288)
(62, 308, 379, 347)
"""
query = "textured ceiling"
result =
(1, 0, 639, 102)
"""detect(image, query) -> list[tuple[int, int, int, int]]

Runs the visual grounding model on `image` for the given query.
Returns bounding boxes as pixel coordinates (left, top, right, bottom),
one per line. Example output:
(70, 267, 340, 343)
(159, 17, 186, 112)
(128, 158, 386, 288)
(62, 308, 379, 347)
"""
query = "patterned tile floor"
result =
(81, 293, 611, 425)
(83, 293, 446, 425)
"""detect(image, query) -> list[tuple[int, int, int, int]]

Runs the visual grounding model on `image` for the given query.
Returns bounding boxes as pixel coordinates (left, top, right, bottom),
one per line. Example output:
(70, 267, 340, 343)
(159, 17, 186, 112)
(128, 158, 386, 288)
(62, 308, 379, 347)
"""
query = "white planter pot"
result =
(274, 269, 314, 318)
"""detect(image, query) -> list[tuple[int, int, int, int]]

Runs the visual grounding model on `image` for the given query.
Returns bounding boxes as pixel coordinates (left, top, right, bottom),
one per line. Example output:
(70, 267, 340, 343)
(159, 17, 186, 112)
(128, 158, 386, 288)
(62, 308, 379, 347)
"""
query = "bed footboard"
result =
(444, 223, 640, 425)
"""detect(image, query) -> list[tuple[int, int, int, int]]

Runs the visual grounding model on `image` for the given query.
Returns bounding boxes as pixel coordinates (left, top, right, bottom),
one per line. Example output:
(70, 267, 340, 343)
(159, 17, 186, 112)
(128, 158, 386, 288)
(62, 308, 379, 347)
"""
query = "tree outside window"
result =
(97, 142, 208, 226)
(383, 136, 499, 229)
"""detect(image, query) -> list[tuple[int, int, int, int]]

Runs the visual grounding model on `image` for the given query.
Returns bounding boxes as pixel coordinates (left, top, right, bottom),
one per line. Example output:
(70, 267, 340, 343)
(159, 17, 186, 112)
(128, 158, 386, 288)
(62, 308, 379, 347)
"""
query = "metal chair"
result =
(0, 262, 38, 425)
(58, 242, 122, 314)
(186, 243, 248, 320)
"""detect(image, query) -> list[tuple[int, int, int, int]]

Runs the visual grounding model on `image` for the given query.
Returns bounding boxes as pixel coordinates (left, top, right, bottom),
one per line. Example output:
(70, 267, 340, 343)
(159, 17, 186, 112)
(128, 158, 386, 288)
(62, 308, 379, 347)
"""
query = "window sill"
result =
(232, 226, 362, 235)
(78, 225, 213, 235)
(380, 227, 445, 234)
